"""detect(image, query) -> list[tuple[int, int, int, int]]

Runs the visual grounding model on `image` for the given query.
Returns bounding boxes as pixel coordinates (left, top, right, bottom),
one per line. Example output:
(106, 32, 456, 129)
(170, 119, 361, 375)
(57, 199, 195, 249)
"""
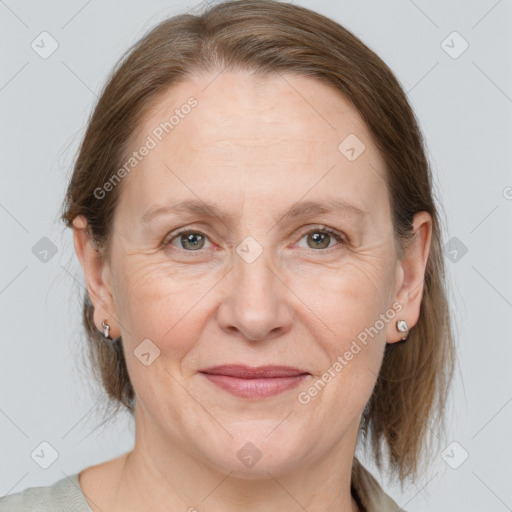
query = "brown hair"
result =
(61, 0, 455, 483)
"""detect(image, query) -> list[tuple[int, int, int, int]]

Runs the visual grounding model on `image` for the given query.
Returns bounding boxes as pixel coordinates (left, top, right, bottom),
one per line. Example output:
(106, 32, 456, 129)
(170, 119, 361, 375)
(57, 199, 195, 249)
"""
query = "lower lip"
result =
(201, 373, 309, 398)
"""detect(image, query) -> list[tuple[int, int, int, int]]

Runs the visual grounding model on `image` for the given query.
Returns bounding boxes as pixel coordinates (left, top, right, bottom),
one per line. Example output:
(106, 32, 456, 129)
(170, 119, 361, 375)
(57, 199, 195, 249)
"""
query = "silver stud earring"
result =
(102, 320, 111, 339)
(396, 319, 409, 342)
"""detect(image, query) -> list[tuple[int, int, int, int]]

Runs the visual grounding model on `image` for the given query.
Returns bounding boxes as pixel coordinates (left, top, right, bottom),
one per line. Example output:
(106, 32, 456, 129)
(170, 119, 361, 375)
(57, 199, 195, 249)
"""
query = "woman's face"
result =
(79, 70, 429, 477)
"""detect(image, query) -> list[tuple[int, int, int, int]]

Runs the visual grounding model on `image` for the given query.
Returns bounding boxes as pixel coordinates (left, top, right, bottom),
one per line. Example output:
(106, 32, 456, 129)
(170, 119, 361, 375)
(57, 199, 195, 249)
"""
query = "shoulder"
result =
(0, 473, 92, 512)
(351, 457, 405, 512)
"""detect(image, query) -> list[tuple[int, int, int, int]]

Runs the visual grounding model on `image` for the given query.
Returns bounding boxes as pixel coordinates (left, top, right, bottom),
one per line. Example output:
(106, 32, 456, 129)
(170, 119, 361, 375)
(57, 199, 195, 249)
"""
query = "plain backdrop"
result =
(1, 0, 511, 510)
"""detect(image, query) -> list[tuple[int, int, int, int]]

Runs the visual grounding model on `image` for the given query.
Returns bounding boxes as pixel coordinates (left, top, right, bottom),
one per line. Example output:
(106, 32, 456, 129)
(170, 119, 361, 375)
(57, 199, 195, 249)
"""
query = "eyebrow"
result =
(141, 198, 366, 226)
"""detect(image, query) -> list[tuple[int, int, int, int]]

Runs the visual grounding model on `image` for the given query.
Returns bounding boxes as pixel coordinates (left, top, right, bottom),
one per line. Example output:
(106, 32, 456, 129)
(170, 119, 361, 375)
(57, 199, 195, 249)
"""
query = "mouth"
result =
(199, 365, 310, 399)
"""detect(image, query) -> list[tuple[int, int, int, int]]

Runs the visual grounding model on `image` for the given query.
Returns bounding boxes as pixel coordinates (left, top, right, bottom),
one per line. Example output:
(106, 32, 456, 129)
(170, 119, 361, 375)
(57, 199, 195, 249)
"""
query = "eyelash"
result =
(163, 224, 347, 255)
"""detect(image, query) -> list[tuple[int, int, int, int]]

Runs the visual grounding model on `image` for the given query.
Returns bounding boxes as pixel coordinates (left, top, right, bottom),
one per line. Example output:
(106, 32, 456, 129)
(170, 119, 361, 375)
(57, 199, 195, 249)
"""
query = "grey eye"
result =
(167, 230, 209, 251)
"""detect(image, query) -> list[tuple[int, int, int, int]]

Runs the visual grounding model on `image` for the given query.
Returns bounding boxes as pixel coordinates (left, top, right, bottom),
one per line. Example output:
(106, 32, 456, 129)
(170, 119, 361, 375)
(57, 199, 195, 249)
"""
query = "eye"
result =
(164, 225, 347, 254)
(165, 229, 212, 251)
(295, 225, 346, 251)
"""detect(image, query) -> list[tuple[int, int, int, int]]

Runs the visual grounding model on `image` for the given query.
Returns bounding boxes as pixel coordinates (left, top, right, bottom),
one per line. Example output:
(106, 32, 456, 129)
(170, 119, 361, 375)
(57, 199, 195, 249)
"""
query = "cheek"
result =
(113, 259, 210, 360)
(292, 257, 394, 348)
(294, 263, 391, 427)
(113, 244, 395, 373)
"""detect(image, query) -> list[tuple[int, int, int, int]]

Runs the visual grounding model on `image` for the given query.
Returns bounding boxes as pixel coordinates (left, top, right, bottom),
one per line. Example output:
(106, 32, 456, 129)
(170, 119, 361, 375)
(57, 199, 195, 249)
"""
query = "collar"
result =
(350, 457, 404, 512)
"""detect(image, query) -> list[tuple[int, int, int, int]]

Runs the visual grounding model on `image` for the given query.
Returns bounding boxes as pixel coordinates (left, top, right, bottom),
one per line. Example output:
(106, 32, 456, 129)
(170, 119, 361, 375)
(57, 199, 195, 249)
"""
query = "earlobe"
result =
(72, 215, 119, 338)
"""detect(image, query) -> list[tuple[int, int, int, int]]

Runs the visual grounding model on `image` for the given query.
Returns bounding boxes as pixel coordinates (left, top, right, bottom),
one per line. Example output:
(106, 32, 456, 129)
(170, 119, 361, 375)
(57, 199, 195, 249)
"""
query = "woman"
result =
(0, 0, 455, 510)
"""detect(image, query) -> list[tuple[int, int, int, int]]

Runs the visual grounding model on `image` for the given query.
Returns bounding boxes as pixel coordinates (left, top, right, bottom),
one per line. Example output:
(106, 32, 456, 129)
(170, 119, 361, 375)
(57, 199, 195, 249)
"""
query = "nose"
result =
(216, 247, 294, 342)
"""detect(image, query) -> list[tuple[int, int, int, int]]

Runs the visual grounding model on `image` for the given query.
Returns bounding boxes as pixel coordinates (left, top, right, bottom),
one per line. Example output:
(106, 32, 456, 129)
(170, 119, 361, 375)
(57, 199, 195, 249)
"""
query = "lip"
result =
(199, 365, 310, 398)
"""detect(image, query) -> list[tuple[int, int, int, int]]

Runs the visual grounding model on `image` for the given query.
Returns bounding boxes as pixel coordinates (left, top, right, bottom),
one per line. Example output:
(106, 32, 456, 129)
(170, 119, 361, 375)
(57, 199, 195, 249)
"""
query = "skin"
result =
(72, 70, 432, 512)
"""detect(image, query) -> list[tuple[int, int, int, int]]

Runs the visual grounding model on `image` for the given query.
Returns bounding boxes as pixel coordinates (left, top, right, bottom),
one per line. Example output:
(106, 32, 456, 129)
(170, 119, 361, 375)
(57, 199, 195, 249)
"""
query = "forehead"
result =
(136, 70, 371, 150)
(117, 70, 388, 220)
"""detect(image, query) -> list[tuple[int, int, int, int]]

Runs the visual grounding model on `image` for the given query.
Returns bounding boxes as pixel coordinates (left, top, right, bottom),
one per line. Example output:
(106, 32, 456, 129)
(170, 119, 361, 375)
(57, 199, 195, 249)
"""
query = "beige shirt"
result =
(351, 457, 404, 511)
(0, 457, 404, 511)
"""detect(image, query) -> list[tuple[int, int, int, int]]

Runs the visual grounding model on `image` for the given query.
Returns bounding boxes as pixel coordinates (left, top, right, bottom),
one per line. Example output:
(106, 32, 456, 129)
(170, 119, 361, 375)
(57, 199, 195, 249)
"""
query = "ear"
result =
(386, 211, 433, 344)
(72, 215, 120, 338)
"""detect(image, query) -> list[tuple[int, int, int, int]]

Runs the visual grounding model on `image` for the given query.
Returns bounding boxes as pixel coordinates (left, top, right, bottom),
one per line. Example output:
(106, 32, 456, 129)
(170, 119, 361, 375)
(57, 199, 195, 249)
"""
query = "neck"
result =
(111, 410, 362, 512)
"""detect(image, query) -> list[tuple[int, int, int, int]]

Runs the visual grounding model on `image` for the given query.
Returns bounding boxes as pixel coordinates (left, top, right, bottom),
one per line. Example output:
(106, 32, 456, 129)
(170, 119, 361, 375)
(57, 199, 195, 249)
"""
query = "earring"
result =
(101, 320, 111, 339)
(396, 319, 409, 343)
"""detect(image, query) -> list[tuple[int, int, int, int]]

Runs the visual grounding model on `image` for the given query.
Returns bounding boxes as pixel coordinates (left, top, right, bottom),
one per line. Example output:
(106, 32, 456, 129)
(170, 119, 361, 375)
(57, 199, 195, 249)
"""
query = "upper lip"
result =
(199, 365, 310, 379)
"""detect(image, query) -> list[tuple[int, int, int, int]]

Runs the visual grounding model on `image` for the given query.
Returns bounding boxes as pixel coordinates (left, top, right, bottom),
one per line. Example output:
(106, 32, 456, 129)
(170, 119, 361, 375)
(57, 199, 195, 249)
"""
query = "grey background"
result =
(1, 0, 511, 510)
